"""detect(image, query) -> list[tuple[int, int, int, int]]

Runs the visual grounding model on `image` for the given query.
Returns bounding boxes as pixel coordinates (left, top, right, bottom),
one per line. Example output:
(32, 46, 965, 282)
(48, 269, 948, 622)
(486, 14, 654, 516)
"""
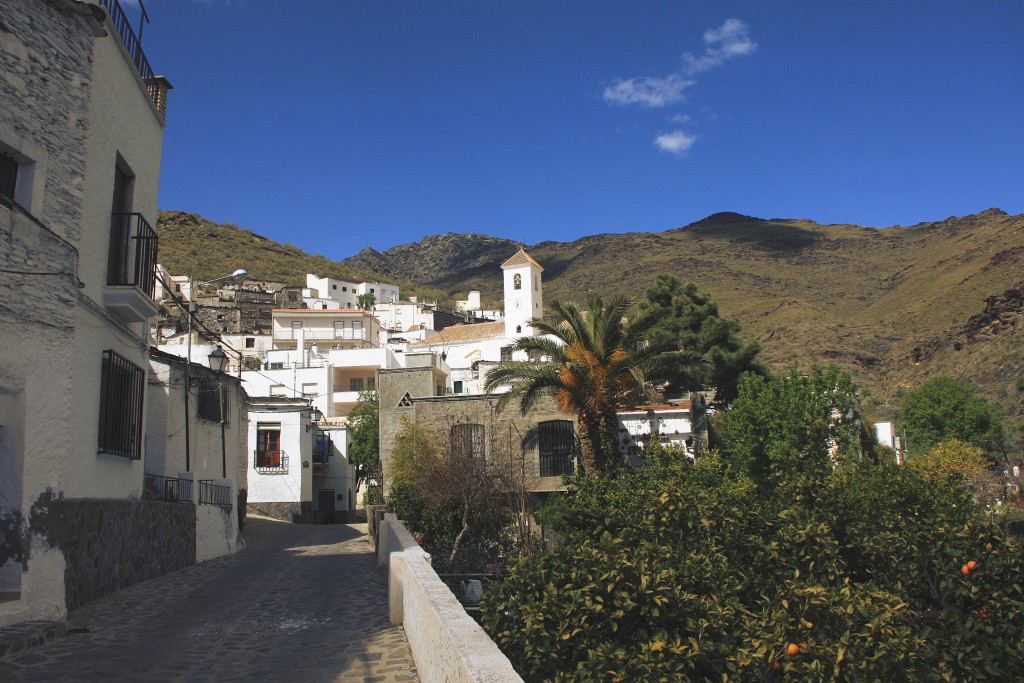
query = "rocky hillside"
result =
(157, 208, 1024, 419)
(345, 233, 523, 289)
(155, 210, 384, 287)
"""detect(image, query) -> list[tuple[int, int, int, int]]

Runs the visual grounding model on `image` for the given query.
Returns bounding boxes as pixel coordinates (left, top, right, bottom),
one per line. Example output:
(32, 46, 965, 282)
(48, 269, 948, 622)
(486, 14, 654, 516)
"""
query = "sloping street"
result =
(0, 516, 417, 683)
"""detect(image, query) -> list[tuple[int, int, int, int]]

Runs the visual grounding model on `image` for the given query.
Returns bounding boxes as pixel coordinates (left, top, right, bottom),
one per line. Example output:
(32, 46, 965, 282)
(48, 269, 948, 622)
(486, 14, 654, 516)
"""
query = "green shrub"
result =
(482, 457, 1024, 681)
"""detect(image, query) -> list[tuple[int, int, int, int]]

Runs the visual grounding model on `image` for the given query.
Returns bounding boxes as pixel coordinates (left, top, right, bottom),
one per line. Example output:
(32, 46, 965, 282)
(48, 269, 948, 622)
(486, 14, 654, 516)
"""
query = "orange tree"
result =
(483, 456, 1024, 681)
(482, 375, 1024, 681)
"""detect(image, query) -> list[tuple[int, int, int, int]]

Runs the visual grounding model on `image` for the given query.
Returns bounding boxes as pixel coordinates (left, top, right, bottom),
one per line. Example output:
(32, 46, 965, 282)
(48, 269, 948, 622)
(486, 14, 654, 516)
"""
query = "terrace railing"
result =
(198, 480, 233, 511)
(98, 0, 154, 82)
(143, 474, 193, 503)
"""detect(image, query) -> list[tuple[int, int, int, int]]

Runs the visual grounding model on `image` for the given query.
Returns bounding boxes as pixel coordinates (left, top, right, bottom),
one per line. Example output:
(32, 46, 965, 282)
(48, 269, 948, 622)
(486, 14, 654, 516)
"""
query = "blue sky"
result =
(132, 1, 1023, 261)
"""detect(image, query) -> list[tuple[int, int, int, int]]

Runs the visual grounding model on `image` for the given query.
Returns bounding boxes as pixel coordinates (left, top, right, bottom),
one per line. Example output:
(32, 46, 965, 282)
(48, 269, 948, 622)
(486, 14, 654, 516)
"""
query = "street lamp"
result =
(207, 347, 229, 373)
(184, 269, 247, 472)
(306, 406, 324, 432)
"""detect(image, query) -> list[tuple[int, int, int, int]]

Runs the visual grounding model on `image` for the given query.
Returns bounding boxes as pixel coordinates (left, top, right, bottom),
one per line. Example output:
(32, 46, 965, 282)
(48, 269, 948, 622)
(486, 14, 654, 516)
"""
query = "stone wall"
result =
(378, 367, 575, 494)
(0, 0, 98, 243)
(30, 497, 196, 613)
(194, 305, 242, 335)
(246, 501, 312, 524)
(378, 515, 523, 683)
(0, 0, 95, 328)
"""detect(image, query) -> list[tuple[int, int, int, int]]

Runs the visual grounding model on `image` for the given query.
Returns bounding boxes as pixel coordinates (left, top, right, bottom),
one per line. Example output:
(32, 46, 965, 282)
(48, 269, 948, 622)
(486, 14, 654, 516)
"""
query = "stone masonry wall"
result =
(0, 0, 99, 243)
(247, 501, 312, 524)
(0, 0, 98, 327)
(30, 497, 196, 612)
(379, 367, 574, 493)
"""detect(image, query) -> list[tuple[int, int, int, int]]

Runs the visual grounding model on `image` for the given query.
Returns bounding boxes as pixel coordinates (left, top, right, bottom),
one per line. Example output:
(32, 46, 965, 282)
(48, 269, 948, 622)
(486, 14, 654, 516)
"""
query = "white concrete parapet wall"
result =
(378, 514, 523, 683)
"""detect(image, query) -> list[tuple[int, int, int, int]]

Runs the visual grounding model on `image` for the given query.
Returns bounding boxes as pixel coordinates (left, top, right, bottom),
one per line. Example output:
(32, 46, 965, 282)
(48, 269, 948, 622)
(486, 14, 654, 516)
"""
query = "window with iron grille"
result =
(538, 420, 576, 477)
(98, 350, 145, 459)
(0, 149, 17, 207)
(451, 423, 485, 459)
(197, 380, 226, 423)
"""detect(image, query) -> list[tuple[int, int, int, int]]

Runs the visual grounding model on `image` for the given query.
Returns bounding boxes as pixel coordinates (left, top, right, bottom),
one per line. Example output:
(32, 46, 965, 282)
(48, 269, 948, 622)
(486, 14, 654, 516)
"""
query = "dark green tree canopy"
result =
(356, 292, 376, 310)
(717, 365, 864, 490)
(901, 377, 1004, 453)
(347, 390, 380, 489)
(639, 275, 767, 402)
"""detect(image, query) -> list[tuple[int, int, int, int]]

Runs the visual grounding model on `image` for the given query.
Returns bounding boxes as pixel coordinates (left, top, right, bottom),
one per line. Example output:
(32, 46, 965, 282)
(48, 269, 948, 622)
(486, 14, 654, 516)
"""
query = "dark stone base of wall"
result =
(0, 620, 66, 662)
(35, 498, 196, 613)
(246, 502, 312, 524)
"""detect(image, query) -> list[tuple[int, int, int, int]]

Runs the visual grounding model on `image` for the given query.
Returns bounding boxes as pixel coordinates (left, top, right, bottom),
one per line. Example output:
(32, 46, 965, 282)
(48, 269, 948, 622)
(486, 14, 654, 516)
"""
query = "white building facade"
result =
(0, 0, 199, 627)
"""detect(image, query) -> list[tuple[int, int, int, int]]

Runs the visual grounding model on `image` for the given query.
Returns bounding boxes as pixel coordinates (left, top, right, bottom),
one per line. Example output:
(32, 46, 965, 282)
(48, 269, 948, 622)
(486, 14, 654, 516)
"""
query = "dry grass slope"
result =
(157, 208, 1024, 419)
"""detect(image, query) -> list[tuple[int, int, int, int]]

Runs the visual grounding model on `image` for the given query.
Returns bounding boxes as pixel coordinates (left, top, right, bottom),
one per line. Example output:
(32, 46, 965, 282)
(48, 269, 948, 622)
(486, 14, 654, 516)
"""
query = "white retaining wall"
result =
(377, 514, 523, 683)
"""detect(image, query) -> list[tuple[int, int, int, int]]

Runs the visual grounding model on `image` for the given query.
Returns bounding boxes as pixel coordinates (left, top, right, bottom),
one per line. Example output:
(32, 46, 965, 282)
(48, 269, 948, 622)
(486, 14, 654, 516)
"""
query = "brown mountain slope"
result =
(157, 208, 1024, 418)
(338, 208, 1023, 415)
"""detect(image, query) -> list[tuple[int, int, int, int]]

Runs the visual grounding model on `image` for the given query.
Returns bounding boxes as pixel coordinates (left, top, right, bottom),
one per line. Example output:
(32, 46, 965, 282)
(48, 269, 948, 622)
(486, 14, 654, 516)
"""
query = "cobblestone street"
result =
(0, 516, 418, 683)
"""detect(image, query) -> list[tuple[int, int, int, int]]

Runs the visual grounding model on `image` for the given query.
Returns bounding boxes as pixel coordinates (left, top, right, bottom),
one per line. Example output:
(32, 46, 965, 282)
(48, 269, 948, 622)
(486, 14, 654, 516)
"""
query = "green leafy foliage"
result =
(901, 377, 1005, 452)
(347, 391, 379, 490)
(639, 275, 768, 402)
(716, 365, 865, 490)
(386, 419, 523, 572)
(356, 292, 375, 310)
(483, 455, 1024, 681)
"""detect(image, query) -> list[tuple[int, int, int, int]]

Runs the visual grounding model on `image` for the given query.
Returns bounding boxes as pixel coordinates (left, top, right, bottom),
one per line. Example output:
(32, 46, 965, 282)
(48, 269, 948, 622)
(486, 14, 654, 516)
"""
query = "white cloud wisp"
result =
(654, 130, 697, 156)
(682, 18, 756, 75)
(602, 73, 695, 108)
(603, 19, 755, 109)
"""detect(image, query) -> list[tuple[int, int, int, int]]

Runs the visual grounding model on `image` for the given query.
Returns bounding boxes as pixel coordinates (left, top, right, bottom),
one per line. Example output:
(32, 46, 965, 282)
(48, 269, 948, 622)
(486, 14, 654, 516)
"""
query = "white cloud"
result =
(682, 18, 756, 75)
(670, 113, 692, 124)
(603, 73, 694, 107)
(603, 19, 755, 108)
(655, 130, 697, 156)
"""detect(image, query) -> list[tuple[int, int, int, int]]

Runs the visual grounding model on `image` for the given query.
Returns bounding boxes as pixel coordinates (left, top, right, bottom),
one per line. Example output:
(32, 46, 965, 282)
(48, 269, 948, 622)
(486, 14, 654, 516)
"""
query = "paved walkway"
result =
(0, 517, 418, 682)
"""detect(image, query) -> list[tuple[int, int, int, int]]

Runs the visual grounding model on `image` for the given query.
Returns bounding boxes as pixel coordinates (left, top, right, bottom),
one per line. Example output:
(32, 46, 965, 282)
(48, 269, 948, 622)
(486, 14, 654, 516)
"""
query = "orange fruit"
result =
(967, 560, 978, 570)
(961, 564, 971, 575)
(787, 643, 800, 656)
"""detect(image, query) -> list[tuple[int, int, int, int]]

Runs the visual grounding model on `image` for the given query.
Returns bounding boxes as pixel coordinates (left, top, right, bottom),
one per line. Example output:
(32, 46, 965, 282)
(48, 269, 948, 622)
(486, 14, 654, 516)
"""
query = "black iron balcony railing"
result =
(143, 474, 193, 503)
(255, 450, 289, 474)
(198, 480, 233, 511)
(107, 212, 158, 297)
(99, 0, 154, 83)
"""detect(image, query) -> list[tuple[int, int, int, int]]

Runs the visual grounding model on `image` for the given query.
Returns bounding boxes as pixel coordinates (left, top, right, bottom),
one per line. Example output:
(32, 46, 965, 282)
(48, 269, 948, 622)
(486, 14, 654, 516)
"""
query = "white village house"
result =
(0, 0, 241, 628)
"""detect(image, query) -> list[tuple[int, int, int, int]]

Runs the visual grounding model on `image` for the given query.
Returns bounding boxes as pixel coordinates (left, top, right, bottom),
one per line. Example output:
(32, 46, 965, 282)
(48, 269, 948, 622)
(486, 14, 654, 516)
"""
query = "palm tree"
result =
(485, 295, 705, 474)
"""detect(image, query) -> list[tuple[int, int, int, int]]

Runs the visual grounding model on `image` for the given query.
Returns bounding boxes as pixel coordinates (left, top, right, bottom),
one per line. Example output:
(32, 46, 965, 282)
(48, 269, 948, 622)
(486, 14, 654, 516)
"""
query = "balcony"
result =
(104, 212, 160, 323)
(255, 449, 289, 474)
(98, 0, 171, 117)
(273, 328, 368, 342)
(332, 390, 363, 406)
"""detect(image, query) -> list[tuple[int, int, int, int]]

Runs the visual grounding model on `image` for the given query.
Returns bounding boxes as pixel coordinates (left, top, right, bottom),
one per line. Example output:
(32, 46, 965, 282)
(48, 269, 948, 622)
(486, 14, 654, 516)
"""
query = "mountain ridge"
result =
(156, 208, 1024, 420)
